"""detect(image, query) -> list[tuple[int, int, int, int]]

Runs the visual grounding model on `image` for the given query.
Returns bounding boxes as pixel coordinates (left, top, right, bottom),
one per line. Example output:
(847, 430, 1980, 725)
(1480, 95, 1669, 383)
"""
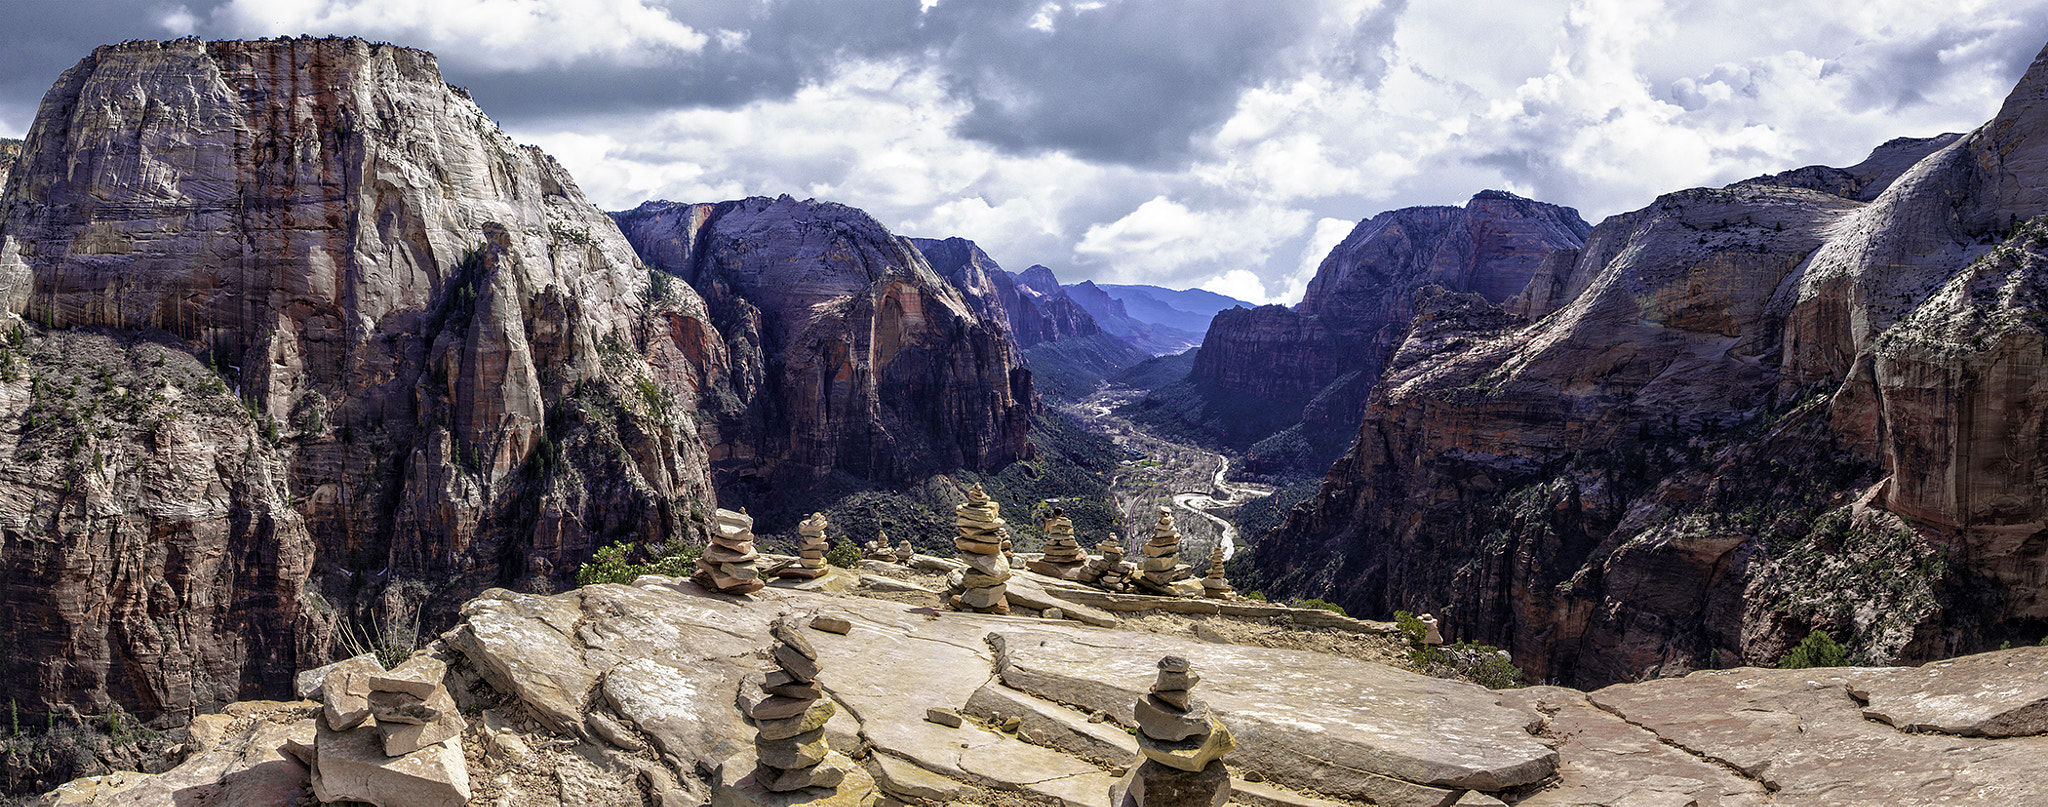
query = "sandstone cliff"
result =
(612, 198, 1033, 521)
(0, 37, 720, 725)
(1132, 190, 1589, 472)
(1254, 41, 2048, 688)
(912, 241, 1148, 401)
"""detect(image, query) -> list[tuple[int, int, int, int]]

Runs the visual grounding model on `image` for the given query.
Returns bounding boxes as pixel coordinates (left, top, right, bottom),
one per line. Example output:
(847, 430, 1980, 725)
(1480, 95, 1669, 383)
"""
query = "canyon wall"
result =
(1131, 190, 1589, 471)
(0, 37, 721, 723)
(612, 198, 1034, 521)
(1254, 43, 2048, 688)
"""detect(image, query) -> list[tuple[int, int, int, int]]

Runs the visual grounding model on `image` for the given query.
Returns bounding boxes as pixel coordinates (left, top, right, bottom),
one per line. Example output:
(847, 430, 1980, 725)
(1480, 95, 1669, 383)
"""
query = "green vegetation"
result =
(1019, 333, 1151, 403)
(1777, 629, 1850, 669)
(1293, 598, 1346, 615)
(1395, 610, 1526, 689)
(576, 539, 705, 587)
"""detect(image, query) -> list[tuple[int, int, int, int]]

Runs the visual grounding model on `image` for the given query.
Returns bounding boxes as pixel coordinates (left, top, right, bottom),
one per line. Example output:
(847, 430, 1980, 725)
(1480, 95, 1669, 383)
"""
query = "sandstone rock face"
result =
(612, 198, 1031, 517)
(914, 242, 1148, 401)
(1133, 190, 1589, 471)
(1257, 41, 2048, 688)
(0, 37, 719, 723)
(63, 577, 2048, 807)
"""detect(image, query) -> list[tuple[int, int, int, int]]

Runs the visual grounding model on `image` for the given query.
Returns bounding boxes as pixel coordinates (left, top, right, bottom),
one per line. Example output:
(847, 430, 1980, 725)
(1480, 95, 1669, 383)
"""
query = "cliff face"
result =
(911, 238, 1098, 349)
(1256, 41, 2048, 688)
(1134, 191, 1589, 471)
(912, 241, 1146, 401)
(613, 198, 1033, 516)
(0, 38, 719, 723)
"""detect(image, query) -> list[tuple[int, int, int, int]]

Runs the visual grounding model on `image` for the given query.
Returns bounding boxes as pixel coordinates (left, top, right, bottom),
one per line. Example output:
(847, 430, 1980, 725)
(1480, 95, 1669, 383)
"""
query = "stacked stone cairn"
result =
(1200, 545, 1234, 599)
(1134, 506, 1192, 594)
(861, 533, 894, 562)
(1086, 536, 1134, 591)
(778, 512, 830, 580)
(896, 539, 916, 562)
(949, 484, 1012, 614)
(696, 508, 766, 594)
(310, 654, 471, 806)
(746, 618, 847, 792)
(1025, 507, 1090, 580)
(1111, 655, 1234, 807)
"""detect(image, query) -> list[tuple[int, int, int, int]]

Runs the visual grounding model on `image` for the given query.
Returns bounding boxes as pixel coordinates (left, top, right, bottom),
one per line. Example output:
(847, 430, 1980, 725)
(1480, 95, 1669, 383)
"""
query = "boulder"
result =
(311, 721, 470, 807)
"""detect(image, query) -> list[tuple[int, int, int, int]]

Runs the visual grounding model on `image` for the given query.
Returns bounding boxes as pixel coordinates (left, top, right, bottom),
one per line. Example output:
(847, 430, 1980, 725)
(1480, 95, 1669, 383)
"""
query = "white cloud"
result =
(158, 4, 199, 36)
(217, 0, 708, 69)
(1075, 196, 1310, 287)
(482, 0, 2048, 299)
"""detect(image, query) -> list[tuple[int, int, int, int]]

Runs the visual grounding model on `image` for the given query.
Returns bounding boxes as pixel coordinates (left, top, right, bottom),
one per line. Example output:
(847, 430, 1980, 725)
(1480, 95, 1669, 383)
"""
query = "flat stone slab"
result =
(1845, 646, 2048, 737)
(1498, 686, 1768, 807)
(963, 681, 1137, 765)
(987, 628, 1556, 798)
(1589, 666, 2048, 804)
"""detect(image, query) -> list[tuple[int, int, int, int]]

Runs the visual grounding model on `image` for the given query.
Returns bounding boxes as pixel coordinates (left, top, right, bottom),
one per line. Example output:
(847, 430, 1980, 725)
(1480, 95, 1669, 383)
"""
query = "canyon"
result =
(1, 30, 2047, 807)
(1249, 42, 2048, 688)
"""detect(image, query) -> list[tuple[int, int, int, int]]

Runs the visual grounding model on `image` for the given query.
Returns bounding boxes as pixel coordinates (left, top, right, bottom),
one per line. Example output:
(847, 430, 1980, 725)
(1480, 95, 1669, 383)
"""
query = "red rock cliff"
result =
(0, 37, 720, 723)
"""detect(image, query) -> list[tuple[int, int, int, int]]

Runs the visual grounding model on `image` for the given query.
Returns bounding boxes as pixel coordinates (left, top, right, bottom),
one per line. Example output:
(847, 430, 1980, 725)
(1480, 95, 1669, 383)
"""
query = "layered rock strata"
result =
(1134, 507, 1190, 594)
(779, 513, 830, 580)
(611, 198, 1033, 523)
(1111, 655, 1233, 807)
(1026, 508, 1089, 579)
(1133, 191, 1590, 471)
(1255, 41, 2048, 686)
(0, 36, 719, 724)
(697, 509, 766, 595)
(948, 485, 1012, 614)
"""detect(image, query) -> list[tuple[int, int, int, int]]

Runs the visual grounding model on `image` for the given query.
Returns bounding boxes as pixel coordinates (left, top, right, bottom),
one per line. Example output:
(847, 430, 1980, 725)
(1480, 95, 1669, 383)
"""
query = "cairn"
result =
(1419, 613, 1444, 646)
(896, 539, 915, 562)
(861, 531, 895, 563)
(1134, 506, 1191, 595)
(1200, 545, 1234, 599)
(778, 513, 830, 580)
(1025, 507, 1090, 580)
(746, 618, 846, 792)
(696, 508, 766, 594)
(1089, 536, 1133, 591)
(948, 484, 1011, 614)
(1110, 655, 1234, 807)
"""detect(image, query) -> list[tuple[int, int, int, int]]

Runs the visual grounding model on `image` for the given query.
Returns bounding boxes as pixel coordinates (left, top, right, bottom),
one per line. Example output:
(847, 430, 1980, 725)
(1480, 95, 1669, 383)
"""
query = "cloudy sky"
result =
(2, 1, 2045, 304)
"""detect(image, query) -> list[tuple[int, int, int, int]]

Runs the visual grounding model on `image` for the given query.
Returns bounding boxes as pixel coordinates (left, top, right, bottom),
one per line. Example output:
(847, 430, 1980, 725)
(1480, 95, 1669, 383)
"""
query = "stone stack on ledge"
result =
(1112, 655, 1234, 807)
(310, 654, 472, 807)
(949, 484, 1013, 614)
(699, 509, 767, 594)
(1134, 507, 1191, 595)
(1026, 508, 1090, 580)
(740, 619, 848, 793)
(1089, 535, 1134, 591)
(1200, 546, 1234, 599)
(780, 513, 831, 580)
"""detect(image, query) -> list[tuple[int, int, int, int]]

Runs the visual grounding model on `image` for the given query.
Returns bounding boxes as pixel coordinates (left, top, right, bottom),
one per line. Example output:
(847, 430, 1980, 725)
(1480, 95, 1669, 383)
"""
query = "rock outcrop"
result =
(0, 37, 721, 726)
(1130, 190, 1590, 472)
(51, 567, 2048, 807)
(1255, 41, 2048, 687)
(912, 241, 1149, 402)
(611, 198, 1033, 519)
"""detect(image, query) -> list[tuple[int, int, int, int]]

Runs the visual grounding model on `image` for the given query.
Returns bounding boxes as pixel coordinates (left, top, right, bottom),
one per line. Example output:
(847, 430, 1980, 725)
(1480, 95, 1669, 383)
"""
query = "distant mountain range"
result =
(1063, 280, 1253, 356)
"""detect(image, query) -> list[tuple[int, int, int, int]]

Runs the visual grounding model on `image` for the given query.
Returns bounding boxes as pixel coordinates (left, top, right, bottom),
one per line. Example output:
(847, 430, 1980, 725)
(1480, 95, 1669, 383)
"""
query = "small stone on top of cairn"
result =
(948, 484, 1012, 614)
(746, 618, 847, 792)
(778, 512, 831, 580)
(1111, 655, 1234, 807)
(696, 508, 766, 594)
(1200, 545, 1234, 599)
(1133, 506, 1191, 595)
(1025, 507, 1090, 580)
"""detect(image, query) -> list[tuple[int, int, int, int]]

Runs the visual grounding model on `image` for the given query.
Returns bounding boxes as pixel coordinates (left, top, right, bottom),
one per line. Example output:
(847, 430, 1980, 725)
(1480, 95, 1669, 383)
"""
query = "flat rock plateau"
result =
(35, 565, 2048, 807)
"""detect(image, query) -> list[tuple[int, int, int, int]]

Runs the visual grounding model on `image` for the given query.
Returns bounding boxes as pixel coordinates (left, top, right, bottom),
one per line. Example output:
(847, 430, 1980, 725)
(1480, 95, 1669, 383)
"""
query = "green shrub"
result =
(825, 540, 860, 569)
(1294, 598, 1346, 616)
(577, 541, 642, 586)
(1778, 629, 1850, 669)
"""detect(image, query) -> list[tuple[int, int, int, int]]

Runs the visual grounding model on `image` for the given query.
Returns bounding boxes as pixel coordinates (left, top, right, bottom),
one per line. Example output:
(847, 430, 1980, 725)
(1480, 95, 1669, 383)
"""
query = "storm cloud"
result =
(0, 0, 2043, 303)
